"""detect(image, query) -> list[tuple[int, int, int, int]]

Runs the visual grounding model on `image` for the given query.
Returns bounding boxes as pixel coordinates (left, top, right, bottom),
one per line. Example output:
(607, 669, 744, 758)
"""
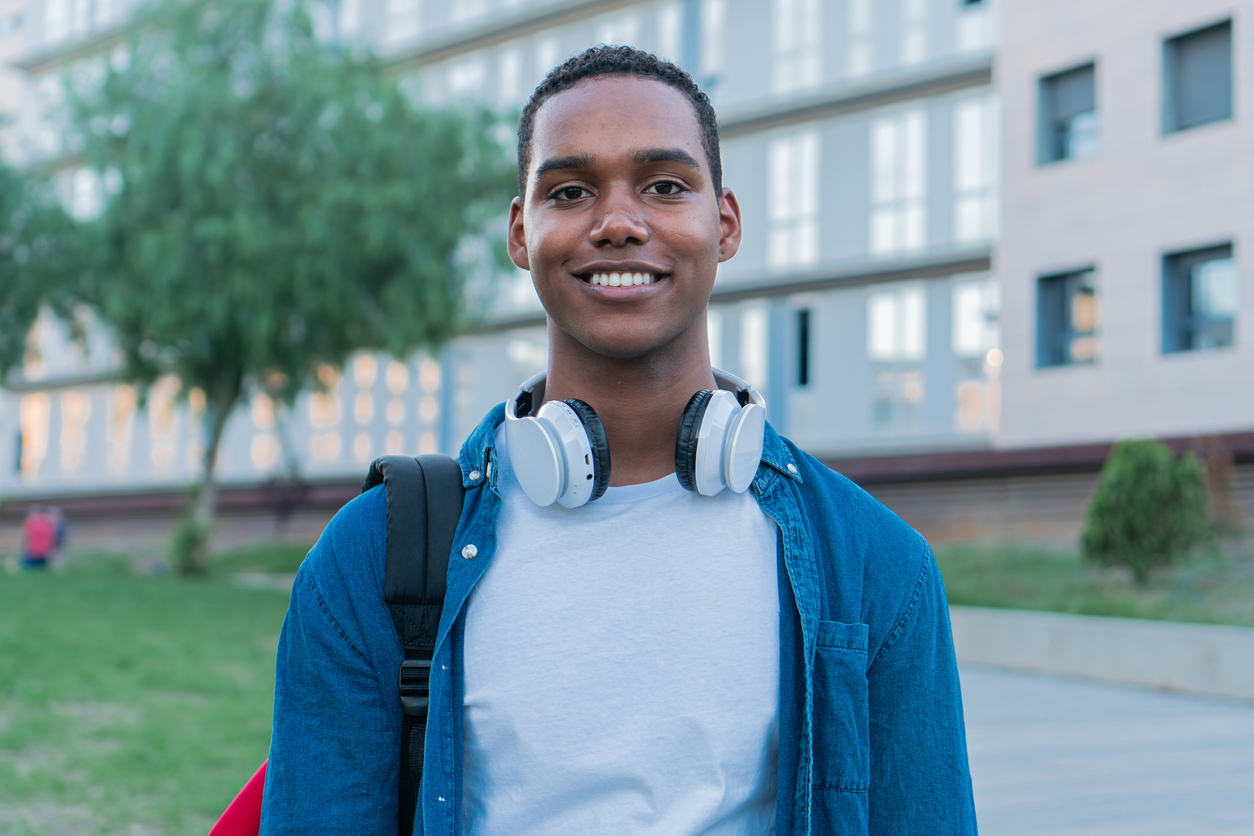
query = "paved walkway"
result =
(961, 666, 1254, 835)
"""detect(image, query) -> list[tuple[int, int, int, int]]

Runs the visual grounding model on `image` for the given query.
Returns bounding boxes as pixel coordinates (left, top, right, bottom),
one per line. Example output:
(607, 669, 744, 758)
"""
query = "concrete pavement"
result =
(961, 665, 1254, 835)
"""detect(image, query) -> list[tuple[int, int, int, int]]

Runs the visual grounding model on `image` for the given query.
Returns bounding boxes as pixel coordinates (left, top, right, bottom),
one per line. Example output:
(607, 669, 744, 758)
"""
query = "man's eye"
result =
(552, 186, 588, 201)
(647, 181, 686, 196)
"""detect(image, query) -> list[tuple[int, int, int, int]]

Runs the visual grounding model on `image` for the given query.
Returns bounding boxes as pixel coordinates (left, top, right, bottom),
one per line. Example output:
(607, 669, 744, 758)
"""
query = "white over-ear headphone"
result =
(503, 369, 767, 508)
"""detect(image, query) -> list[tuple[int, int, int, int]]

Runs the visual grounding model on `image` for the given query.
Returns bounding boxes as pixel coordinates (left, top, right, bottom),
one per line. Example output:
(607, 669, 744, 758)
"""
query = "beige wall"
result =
(997, 0, 1254, 449)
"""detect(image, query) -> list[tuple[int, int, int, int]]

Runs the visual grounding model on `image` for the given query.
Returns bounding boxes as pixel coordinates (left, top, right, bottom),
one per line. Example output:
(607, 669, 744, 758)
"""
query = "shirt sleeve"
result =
(260, 490, 404, 836)
(866, 553, 978, 834)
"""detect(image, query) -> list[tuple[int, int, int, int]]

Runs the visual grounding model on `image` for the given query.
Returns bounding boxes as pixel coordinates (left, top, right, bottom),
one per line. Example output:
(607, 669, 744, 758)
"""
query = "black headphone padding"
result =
(674, 389, 713, 492)
(562, 399, 611, 501)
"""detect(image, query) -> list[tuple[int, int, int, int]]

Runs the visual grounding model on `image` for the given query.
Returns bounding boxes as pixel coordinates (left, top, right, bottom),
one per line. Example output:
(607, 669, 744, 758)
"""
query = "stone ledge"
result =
(949, 606, 1254, 702)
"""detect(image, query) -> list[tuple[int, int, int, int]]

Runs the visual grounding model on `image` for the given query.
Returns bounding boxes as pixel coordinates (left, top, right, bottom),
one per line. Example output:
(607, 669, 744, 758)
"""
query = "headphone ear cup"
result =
(562, 399, 611, 501)
(674, 389, 713, 492)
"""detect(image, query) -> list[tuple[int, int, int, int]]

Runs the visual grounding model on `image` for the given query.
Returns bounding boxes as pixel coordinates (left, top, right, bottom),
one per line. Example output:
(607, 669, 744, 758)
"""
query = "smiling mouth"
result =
(578, 271, 665, 287)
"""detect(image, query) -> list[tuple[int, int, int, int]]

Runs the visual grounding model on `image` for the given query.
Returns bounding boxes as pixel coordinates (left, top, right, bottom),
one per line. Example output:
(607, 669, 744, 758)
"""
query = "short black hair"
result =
(517, 45, 722, 198)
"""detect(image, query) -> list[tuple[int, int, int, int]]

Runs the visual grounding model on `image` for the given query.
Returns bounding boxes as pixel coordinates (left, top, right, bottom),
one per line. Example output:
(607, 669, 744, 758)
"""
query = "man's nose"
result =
(589, 200, 649, 248)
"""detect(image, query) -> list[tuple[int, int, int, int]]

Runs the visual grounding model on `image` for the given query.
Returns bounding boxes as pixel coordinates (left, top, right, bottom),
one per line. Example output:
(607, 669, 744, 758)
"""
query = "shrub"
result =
(1082, 439, 1210, 583)
(169, 516, 211, 577)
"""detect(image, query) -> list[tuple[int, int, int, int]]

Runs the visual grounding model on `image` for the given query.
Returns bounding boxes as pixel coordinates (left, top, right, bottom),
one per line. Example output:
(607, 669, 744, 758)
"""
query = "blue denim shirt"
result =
(261, 406, 977, 835)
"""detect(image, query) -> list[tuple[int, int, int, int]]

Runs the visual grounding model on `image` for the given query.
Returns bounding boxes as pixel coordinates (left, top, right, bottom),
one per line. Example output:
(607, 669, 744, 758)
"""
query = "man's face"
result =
(508, 75, 741, 360)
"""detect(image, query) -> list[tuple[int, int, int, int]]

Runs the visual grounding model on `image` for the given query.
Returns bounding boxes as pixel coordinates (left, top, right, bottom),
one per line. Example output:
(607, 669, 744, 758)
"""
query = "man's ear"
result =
(717, 187, 743, 263)
(507, 196, 530, 270)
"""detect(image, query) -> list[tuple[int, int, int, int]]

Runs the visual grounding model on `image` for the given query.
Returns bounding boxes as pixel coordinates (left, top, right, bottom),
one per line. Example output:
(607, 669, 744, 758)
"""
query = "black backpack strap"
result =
(362, 453, 465, 836)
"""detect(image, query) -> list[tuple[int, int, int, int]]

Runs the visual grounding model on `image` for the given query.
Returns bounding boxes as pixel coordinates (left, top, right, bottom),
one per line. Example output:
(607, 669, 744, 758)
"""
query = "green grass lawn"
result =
(935, 538, 1254, 627)
(0, 548, 302, 836)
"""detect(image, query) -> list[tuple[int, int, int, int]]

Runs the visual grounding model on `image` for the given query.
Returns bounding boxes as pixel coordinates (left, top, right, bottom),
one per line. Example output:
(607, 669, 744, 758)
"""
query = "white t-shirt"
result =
(460, 427, 781, 836)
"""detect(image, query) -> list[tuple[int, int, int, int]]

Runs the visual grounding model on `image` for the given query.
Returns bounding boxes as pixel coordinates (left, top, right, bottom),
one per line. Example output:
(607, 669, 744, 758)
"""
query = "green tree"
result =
(0, 162, 79, 377)
(1082, 439, 1211, 584)
(65, 0, 513, 571)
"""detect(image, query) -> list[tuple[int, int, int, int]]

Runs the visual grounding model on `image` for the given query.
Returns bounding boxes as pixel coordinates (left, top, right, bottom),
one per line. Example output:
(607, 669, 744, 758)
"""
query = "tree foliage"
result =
(62, 0, 514, 567)
(0, 162, 79, 377)
(1081, 439, 1211, 584)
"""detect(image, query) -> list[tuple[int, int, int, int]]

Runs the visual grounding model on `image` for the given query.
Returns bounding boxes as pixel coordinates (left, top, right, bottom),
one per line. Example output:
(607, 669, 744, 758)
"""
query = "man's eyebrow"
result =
(633, 148, 702, 170)
(533, 148, 704, 181)
(533, 153, 595, 180)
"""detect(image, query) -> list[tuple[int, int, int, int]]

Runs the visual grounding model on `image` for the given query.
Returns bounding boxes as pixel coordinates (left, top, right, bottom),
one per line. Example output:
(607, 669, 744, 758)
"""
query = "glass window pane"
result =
(1162, 244, 1236, 352)
(1175, 22, 1233, 130)
(1039, 63, 1098, 163)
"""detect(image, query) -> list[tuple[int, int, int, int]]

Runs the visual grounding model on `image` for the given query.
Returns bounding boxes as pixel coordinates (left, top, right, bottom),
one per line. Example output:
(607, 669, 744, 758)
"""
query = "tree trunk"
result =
(179, 385, 239, 575)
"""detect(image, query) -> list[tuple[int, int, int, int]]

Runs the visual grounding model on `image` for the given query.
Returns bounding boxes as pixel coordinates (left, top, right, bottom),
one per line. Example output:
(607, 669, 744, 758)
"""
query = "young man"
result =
(262, 47, 977, 835)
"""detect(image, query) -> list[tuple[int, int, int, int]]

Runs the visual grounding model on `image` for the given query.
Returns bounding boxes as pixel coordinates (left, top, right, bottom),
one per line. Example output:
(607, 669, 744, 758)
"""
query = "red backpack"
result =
(209, 455, 463, 835)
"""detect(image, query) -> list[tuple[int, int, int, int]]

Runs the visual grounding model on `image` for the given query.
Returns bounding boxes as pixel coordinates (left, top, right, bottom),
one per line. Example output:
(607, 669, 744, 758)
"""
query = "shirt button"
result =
(787, 463, 798, 474)
(468, 469, 481, 481)
(461, 544, 478, 560)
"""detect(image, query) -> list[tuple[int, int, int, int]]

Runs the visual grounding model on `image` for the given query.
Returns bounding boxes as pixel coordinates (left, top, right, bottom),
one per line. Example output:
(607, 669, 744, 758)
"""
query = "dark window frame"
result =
(1162, 243, 1238, 353)
(1036, 268, 1099, 368)
(795, 308, 812, 387)
(1163, 19, 1234, 134)
(1037, 62, 1098, 165)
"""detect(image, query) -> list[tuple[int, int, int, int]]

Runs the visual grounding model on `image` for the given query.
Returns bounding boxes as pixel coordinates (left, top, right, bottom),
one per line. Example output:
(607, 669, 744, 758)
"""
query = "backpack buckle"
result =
(398, 658, 432, 718)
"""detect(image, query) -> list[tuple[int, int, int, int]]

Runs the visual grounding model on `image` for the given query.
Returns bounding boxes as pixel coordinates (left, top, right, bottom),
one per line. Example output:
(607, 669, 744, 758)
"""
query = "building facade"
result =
(999, 0, 1253, 449)
(2, 0, 1248, 549)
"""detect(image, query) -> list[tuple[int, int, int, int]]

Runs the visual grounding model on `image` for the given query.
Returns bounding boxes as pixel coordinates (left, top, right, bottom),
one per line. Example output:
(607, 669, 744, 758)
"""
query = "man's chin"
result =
(563, 326, 688, 363)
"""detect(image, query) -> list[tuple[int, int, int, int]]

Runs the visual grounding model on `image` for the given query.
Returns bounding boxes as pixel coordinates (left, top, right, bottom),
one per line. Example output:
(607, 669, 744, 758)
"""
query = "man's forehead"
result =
(530, 75, 705, 157)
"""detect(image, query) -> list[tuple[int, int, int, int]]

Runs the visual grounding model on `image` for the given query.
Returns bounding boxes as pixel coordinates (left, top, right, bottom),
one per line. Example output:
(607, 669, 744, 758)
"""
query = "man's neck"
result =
(540, 324, 716, 487)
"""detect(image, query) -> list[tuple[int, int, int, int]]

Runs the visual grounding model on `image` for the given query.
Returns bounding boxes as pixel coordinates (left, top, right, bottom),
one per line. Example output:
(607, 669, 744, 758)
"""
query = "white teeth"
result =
(587, 272, 659, 286)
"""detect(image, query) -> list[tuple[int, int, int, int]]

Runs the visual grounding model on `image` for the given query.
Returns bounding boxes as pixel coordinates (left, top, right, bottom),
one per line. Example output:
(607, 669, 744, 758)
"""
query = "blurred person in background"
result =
(20, 505, 57, 571)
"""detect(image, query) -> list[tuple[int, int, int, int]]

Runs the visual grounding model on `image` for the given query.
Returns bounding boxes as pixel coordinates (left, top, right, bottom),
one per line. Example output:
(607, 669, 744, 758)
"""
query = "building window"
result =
(536, 38, 562, 79)
(451, 0, 487, 24)
(1037, 269, 1098, 367)
(1164, 20, 1232, 134)
(870, 108, 927, 255)
(1038, 63, 1100, 164)
(338, 0, 362, 39)
(740, 304, 770, 389)
(384, 0, 420, 47)
(700, 0, 727, 81)
(1163, 244, 1239, 353)
(766, 130, 820, 271)
(868, 285, 926, 363)
(795, 308, 812, 386)
(596, 12, 640, 47)
(447, 58, 486, 100)
(846, 0, 873, 78)
(900, 0, 928, 67)
(952, 278, 1000, 361)
(952, 278, 1000, 433)
(497, 49, 523, 109)
(868, 285, 927, 429)
(772, 0, 820, 94)
(956, 0, 993, 52)
(707, 308, 724, 369)
(954, 94, 999, 243)
(657, 3, 683, 63)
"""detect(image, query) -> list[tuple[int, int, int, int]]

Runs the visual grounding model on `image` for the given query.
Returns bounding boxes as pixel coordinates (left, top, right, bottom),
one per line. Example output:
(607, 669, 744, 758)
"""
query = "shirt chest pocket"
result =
(811, 620, 870, 793)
